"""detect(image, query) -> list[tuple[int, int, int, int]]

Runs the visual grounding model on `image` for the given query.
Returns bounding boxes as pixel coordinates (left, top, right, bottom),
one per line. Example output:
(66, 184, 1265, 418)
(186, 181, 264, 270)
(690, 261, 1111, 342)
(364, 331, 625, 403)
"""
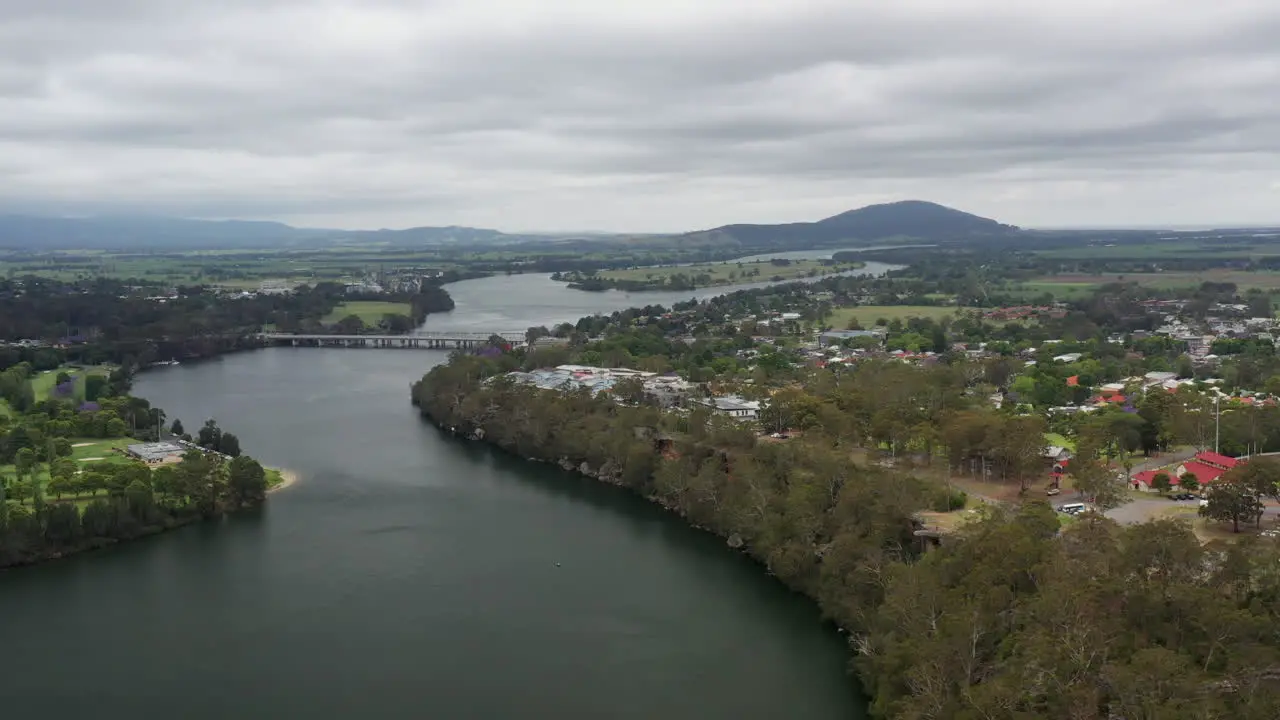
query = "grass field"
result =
(322, 301, 412, 324)
(30, 364, 115, 401)
(1003, 281, 1102, 301)
(1032, 240, 1279, 261)
(829, 305, 959, 327)
(599, 259, 864, 285)
(0, 438, 137, 498)
(1033, 269, 1280, 292)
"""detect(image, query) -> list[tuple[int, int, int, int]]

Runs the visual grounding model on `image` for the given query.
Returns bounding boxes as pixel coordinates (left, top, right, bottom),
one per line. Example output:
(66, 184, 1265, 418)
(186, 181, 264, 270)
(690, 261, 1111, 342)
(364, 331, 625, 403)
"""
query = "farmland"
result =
(597, 258, 865, 285)
(1031, 270, 1280, 292)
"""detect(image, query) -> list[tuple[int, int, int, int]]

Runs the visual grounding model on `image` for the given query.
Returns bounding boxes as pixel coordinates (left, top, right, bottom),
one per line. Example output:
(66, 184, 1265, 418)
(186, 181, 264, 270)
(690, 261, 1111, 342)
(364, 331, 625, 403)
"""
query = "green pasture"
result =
(322, 301, 412, 324)
(598, 259, 863, 285)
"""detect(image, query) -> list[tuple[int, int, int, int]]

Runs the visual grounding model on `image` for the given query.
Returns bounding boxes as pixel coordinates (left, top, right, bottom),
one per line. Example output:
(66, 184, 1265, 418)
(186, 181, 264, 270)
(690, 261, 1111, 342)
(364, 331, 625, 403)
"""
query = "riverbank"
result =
(268, 468, 300, 493)
(409, 368, 896, 703)
(552, 259, 866, 292)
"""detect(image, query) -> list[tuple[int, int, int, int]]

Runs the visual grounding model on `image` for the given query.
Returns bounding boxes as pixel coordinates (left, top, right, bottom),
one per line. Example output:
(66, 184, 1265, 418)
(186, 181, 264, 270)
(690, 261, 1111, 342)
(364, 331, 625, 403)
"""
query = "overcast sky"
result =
(2, 0, 1279, 232)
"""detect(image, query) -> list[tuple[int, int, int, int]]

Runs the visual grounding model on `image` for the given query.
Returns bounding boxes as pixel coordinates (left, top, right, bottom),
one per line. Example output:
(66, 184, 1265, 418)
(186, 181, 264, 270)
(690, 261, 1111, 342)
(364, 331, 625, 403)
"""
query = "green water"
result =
(1, 348, 864, 719)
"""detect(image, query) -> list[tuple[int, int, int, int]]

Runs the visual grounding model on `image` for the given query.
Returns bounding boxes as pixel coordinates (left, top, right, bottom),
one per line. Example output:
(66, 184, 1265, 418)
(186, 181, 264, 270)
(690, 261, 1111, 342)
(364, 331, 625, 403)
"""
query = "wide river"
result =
(1, 270, 893, 719)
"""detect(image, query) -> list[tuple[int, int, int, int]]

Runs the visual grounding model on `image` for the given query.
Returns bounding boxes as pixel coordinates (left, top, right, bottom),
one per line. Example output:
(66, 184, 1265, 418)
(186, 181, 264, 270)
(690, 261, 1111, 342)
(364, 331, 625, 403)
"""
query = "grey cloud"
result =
(0, 0, 1279, 230)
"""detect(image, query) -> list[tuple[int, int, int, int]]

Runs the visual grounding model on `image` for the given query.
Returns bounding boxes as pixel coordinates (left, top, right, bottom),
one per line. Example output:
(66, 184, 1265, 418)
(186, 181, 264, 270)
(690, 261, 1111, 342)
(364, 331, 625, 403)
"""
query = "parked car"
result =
(1171, 493, 1198, 501)
(1046, 487, 1061, 496)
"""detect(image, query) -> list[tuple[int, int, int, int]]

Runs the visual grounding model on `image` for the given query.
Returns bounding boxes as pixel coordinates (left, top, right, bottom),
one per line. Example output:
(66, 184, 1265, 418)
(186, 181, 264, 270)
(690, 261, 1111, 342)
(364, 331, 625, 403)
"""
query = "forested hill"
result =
(679, 200, 1021, 248)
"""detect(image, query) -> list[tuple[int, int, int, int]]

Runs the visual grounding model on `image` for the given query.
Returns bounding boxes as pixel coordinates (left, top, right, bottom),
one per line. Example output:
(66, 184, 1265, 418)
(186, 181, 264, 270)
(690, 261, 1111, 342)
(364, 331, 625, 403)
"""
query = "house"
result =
(693, 395, 761, 420)
(818, 329, 885, 347)
(126, 442, 186, 465)
(1052, 352, 1083, 363)
(1043, 446, 1072, 462)
(1168, 450, 1244, 487)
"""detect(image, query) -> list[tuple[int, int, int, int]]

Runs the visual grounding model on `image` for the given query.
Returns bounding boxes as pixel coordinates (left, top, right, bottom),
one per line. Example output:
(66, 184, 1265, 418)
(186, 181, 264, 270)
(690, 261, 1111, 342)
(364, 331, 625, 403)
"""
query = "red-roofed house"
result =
(1176, 461, 1226, 486)
(1194, 451, 1239, 470)
(1136, 451, 1245, 491)
(1066, 375, 1079, 387)
(1090, 394, 1127, 405)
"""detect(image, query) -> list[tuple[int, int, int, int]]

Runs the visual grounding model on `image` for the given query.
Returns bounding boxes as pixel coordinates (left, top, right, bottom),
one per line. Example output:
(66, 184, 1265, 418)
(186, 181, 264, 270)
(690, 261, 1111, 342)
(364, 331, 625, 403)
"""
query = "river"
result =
(0, 275, 875, 719)
(420, 261, 899, 334)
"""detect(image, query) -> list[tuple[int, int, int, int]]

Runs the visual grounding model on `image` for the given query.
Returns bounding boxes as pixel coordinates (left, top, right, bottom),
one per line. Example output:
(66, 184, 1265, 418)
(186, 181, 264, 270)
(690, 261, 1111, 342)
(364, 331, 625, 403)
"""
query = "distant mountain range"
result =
(0, 215, 524, 250)
(0, 200, 1018, 251)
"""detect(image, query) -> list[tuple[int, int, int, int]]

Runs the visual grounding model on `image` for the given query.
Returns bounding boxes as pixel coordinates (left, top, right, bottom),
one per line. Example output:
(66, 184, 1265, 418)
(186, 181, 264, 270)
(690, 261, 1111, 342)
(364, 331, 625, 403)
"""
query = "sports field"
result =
(322, 301, 412, 324)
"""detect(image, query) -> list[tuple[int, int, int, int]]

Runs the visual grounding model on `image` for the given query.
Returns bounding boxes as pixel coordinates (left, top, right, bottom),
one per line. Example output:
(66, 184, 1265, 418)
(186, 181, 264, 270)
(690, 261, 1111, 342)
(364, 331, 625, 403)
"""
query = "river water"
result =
(420, 262, 899, 334)
(0, 273, 883, 719)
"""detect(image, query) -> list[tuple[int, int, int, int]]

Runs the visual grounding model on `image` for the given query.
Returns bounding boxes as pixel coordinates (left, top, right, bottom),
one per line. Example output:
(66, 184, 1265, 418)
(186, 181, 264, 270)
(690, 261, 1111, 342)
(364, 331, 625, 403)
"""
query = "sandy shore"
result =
(269, 468, 300, 493)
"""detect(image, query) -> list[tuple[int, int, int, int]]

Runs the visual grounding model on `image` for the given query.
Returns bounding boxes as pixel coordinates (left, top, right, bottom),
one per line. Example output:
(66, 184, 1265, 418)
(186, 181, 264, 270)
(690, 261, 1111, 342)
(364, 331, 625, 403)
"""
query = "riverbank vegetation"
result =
(0, 276, 457, 370)
(551, 258, 866, 292)
(412, 324, 1280, 717)
(0, 361, 271, 569)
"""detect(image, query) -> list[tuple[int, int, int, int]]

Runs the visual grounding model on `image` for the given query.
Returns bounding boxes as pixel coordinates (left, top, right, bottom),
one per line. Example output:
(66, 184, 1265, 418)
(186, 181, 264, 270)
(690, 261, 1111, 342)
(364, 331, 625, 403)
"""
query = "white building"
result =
(693, 395, 761, 420)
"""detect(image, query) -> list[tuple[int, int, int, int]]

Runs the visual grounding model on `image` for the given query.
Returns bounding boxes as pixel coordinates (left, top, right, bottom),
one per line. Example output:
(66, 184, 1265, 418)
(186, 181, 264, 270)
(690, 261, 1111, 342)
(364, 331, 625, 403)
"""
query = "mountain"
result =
(0, 214, 527, 250)
(680, 200, 1020, 247)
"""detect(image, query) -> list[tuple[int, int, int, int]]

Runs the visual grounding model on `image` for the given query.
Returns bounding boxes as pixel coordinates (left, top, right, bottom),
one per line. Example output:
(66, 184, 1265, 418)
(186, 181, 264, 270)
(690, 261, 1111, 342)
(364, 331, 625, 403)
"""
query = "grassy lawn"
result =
(69, 437, 136, 464)
(0, 438, 137, 499)
(265, 468, 285, 489)
(29, 364, 115, 401)
(322, 300, 412, 325)
(599, 259, 863, 285)
(1044, 432, 1075, 451)
(829, 305, 960, 328)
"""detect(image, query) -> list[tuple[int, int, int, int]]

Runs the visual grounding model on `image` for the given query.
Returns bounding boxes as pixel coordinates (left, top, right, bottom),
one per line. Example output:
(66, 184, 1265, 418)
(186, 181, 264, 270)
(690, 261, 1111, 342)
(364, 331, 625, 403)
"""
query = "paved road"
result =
(1105, 498, 1187, 524)
(1128, 447, 1199, 475)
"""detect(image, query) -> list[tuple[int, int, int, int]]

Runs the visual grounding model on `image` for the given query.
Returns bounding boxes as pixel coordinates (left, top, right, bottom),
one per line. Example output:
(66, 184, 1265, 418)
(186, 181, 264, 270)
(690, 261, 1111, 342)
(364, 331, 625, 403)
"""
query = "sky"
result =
(1, 0, 1279, 232)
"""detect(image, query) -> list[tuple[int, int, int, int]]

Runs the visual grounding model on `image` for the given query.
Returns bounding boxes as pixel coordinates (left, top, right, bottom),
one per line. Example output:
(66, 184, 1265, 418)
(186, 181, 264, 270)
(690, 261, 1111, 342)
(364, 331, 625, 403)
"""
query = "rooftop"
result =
(126, 442, 186, 462)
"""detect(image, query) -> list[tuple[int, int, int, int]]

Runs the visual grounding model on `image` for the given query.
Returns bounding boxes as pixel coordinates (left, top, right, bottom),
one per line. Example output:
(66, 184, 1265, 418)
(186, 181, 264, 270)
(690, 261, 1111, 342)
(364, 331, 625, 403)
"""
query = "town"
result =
(494, 284, 1280, 538)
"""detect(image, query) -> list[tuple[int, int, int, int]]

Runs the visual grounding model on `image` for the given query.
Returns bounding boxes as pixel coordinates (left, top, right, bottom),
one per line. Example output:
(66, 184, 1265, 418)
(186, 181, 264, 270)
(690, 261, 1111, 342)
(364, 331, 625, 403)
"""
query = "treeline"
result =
(412, 351, 1280, 717)
(1, 449, 270, 568)
(1, 377, 270, 568)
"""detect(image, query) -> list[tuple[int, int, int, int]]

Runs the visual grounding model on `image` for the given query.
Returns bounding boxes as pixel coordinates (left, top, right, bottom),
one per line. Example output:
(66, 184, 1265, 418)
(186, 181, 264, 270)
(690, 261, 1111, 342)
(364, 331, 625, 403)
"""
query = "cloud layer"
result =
(2, 0, 1278, 231)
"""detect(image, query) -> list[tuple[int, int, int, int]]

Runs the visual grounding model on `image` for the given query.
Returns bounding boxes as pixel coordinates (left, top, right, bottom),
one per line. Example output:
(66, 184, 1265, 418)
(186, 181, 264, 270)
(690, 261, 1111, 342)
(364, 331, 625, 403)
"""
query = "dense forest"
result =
(411, 335, 1280, 717)
(0, 364, 271, 569)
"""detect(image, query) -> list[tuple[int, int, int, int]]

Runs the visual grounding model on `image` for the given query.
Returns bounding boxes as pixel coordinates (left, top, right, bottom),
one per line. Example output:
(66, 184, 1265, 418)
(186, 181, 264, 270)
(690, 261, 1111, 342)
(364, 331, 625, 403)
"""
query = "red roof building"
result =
(1066, 375, 1079, 387)
(1177, 461, 1226, 485)
(1194, 451, 1239, 470)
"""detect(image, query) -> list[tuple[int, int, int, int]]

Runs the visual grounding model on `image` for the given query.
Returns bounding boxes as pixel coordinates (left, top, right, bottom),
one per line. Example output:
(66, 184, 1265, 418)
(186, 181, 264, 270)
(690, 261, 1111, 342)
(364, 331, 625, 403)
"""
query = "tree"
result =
(1151, 471, 1172, 495)
(84, 374, 106, 402)
(1069, 459, 1126, 510)
(1178, 473, 1200, 494)
(170, 418, 184, 436)
(219, 432, 241, 457)
(52, 437, 72, 458)
(1200, 475, 1262, 533)
(198, 419, 222, 450)
(227, 456, 267, 506)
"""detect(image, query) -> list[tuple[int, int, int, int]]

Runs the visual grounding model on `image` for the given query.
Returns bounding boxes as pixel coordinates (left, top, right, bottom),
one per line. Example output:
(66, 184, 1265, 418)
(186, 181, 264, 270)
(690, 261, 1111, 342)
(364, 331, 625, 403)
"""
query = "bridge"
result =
(260, 331, 526, 349)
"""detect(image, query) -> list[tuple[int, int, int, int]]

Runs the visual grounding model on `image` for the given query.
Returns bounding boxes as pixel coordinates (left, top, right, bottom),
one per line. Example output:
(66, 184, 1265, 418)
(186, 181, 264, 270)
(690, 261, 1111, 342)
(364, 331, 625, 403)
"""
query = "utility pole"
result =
(1215, 394, 1220, 455)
